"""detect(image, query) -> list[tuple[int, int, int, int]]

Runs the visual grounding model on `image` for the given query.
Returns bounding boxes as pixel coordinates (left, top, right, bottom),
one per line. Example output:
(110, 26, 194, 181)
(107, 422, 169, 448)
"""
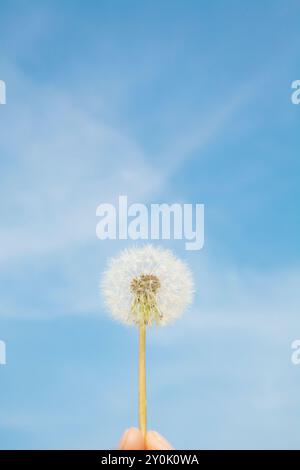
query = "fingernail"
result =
(119, 429, 130, 449)
(147, 430, 174, 450)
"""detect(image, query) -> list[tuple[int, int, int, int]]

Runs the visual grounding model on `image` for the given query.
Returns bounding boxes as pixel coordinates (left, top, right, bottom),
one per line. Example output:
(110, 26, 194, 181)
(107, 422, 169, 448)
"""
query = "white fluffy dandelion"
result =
(101, 245, 194, 439)
(101, 244, 194, 326)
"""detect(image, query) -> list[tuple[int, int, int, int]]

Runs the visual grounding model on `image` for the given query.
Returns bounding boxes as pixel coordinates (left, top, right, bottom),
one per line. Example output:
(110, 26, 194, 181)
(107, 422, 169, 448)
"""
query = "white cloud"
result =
(0, 75, 163, 264)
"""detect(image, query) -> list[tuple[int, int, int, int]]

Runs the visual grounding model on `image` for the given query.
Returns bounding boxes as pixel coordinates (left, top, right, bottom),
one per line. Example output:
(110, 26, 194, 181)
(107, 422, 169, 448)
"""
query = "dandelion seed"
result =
(101, 245, 194, 438)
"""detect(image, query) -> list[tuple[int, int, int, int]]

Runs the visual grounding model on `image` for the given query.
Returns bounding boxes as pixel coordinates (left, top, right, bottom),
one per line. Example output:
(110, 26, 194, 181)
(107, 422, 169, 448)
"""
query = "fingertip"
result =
(118, 427, 145, 450)
(146, 430, 174, 450)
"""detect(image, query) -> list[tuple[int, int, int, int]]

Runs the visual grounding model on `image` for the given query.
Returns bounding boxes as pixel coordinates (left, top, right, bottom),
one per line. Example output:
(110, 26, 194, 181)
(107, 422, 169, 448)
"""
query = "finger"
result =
(118, 427, 145, 450)
(146, 430, 174, 450)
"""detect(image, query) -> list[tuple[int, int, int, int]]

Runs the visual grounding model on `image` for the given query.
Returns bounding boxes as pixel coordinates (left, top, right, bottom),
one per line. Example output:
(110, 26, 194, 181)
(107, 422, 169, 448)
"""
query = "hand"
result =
(118, 427, 173, 450)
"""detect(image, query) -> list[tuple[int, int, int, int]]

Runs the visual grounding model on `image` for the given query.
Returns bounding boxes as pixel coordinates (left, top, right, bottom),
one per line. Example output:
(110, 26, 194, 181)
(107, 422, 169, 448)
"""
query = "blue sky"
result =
(0, 0, 300, 449)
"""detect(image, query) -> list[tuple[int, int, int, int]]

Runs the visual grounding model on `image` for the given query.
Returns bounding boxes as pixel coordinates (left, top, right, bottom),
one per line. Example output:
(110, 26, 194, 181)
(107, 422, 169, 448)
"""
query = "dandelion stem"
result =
(138, 323, 147, 439)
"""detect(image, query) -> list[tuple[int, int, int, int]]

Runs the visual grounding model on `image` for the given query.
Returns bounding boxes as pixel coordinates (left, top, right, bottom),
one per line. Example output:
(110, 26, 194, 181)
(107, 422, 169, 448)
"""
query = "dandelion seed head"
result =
(101, 245, 194, 326)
